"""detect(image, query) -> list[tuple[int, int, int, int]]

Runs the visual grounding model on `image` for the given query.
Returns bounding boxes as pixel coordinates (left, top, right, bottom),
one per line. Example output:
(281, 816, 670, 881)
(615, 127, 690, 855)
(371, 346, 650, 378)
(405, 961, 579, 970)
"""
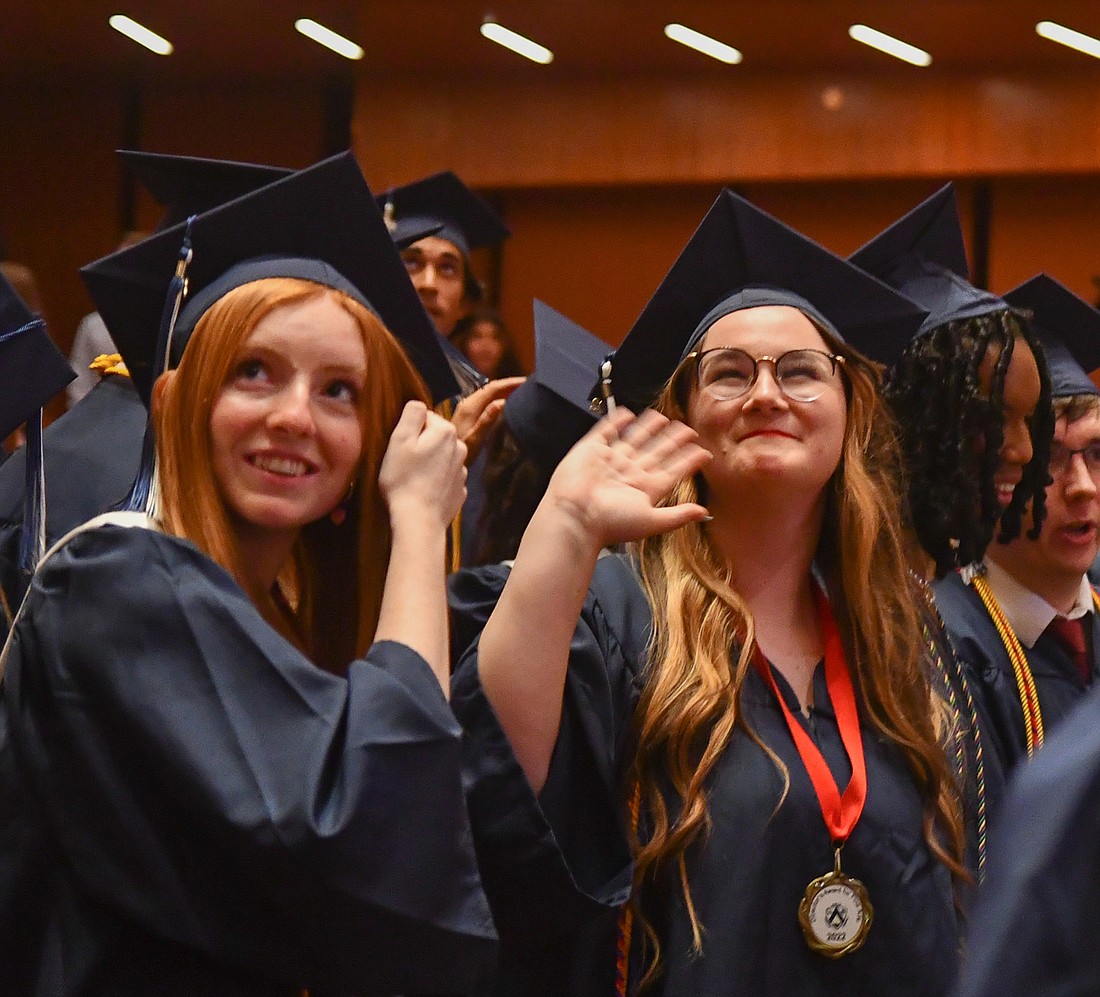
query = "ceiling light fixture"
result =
(848, 24, 931, 66)
(664, 23, 742, 64)
(1036, 20, 1100, 59)
(294, 18, 364, 60)
(480, 19, 553, 64)
(108, 14, 173, 56)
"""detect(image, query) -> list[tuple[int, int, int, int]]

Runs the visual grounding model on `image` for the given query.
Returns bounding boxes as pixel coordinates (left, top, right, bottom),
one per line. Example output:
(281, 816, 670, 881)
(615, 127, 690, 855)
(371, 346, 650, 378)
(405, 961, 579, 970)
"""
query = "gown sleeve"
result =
(3, 523, 496, 995)
(450, 553, 649, 966)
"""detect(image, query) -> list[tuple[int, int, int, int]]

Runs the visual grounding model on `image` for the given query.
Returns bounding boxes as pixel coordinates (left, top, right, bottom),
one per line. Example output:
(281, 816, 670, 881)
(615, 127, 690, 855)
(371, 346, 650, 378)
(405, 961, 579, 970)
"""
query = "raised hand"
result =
(543, 407, 711, 553)
(379, 401, 468, 530)
(449, 376, 525, 463)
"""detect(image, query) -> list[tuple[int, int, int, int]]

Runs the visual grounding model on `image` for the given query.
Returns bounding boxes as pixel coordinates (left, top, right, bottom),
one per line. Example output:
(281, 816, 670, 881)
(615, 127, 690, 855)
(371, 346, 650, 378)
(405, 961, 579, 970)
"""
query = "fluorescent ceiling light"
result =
(108, 14, 173, 55)
(480, 20, 553, 64)
(664, 23, 742, 64)
(295, 18, 364, 60)
(848, 24, 931, 66)
(1037, 20, 1100, 59)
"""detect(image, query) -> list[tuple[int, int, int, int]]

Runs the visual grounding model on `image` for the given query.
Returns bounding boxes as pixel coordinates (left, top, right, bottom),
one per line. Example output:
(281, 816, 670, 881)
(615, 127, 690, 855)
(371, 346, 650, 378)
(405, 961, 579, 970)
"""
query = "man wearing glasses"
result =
(935, 275, 1100, 774)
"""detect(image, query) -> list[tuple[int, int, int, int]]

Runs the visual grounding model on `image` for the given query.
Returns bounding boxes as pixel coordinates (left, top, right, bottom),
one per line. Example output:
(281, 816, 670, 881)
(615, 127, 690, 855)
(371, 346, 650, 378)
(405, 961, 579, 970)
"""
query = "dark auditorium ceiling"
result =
(5, 1, 1100, 82)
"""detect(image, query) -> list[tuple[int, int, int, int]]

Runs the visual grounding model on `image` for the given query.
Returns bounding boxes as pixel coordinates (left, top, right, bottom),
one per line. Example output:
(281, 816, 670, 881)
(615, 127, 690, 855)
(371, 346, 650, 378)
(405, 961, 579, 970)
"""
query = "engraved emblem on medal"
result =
(797, 849, 873, 958)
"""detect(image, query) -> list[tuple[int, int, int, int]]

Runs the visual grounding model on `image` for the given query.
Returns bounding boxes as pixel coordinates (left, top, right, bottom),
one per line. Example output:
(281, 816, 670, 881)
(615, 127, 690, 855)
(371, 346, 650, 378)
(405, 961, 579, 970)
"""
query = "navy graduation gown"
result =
(0, 375, 146, 619)
(450, 555, 964, 997)
(953, 685, 1100, 997)
(0, 522, 496, 996)
(934, 570, 1100, 773)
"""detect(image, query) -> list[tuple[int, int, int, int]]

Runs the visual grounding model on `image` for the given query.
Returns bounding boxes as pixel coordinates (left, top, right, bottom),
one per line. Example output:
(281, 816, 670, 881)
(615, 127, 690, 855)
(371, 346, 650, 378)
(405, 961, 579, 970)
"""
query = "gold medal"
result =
(798, 848, 873, 958)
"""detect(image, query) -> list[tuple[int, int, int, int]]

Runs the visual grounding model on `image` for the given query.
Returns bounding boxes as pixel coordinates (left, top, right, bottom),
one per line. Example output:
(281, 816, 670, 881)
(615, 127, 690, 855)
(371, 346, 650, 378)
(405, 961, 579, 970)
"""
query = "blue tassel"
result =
(121, 220, 194, 516)
(119, 421, 158, 514)
(18, 411, 45, 575)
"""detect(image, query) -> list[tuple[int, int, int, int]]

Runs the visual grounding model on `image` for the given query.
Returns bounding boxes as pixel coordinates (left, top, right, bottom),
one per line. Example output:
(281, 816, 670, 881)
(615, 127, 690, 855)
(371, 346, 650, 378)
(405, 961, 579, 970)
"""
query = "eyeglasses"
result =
(1048, 441, 1100, 477)
(686, 347, 845, 403)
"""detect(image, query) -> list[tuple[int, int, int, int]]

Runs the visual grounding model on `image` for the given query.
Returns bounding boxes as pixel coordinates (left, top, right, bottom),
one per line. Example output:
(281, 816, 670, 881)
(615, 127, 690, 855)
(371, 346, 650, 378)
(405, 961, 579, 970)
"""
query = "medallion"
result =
(798, 854, 873, 958)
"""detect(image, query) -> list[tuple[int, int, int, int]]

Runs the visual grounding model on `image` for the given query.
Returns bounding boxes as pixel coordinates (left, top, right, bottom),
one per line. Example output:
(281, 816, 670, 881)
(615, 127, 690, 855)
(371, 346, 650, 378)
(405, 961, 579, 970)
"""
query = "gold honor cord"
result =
(88, 353, 130, 378)
(969, 574, 1044, 756)
(615, 780, 642, 997)
(971, 575, 1100, 757)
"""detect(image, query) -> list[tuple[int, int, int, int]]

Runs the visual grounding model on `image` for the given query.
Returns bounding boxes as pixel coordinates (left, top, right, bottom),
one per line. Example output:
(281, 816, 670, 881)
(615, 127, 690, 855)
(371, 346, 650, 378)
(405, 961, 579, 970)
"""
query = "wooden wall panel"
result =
(490, 185, 717, 365)
(0, 81, 123, 361)
(987, 176, 1100, 301)
(354, 71, 1100, 189)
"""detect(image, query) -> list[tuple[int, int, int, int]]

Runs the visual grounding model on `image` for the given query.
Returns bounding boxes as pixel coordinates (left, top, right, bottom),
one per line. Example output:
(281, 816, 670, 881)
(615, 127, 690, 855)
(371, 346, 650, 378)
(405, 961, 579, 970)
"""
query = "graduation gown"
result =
(0, 375, 146, 621)
(450, 555, 965, 997)
(934, 570, 1100, 773)
(952, 685, 1100, 997)
(0, 519, 497, 996)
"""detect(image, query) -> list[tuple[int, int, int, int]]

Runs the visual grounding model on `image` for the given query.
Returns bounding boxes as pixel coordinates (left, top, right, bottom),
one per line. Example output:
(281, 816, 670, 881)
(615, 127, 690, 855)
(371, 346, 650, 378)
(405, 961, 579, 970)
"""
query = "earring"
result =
(330, 480, 355, 526)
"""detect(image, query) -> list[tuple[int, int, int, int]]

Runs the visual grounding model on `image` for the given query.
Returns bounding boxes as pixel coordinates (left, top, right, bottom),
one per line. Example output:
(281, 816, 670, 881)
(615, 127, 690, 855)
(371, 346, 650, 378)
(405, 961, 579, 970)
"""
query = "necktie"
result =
(1047, 615, 1091, 686)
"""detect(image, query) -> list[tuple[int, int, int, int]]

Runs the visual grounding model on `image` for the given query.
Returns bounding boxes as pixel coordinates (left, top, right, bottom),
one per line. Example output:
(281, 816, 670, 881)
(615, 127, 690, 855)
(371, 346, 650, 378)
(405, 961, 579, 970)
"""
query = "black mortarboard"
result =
(81, 151, 459, 407)
(849, 183, 1007, 348)
(503, 300, 609, 470)
(119, 150, 293, 232)
(0, 268, 76, 573)
(609, 188, 928, 411)
(379, 171, 510, 258)
(0, 274, 74, 441)
(1004, 274, 1100, 399)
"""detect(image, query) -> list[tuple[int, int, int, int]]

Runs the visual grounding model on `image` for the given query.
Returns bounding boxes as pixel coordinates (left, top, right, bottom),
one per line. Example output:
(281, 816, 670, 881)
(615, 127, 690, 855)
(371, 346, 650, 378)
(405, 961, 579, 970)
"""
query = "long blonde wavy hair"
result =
(628, 322, 966, 983)
(152, 276, 430, 673)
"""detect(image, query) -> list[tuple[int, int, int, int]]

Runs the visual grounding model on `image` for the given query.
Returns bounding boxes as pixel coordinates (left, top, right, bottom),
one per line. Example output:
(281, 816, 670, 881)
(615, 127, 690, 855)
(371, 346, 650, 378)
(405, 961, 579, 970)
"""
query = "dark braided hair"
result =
(883, 308, 1053, 577)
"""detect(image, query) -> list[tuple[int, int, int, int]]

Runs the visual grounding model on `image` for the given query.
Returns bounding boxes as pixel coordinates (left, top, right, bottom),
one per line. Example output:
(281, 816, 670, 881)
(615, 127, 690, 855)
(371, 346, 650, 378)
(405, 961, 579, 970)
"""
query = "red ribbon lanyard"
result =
(753, 587, 867, 845)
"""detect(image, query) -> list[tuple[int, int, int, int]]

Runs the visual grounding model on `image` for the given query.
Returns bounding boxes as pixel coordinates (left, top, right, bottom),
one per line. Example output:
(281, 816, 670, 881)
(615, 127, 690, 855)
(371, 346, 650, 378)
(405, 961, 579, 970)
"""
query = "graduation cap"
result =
(0, 269, 77, 572)
(609, 188, 929, 411)
(0, 279, 72, 442)
(119, 150, 294, 231)
(81, 151, 459, 408)
(1004, 274, 1100, 399)
(849, 183, 1007, 349)
(503, 300, 610, 470)
(379, 170, 510, 257)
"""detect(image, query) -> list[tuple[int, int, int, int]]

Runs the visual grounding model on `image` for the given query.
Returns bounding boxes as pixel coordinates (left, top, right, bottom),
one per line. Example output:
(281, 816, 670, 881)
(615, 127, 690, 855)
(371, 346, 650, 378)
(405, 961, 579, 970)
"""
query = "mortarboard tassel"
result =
(440, 333, 489, 396)
(120, 219, 195, 519)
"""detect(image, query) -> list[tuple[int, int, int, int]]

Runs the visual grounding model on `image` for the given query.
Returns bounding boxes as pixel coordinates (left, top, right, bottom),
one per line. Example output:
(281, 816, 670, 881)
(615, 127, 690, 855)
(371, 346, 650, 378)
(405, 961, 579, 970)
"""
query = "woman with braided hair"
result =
(849, 185, 1052, 578)
(884, 311, 1051, 574)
